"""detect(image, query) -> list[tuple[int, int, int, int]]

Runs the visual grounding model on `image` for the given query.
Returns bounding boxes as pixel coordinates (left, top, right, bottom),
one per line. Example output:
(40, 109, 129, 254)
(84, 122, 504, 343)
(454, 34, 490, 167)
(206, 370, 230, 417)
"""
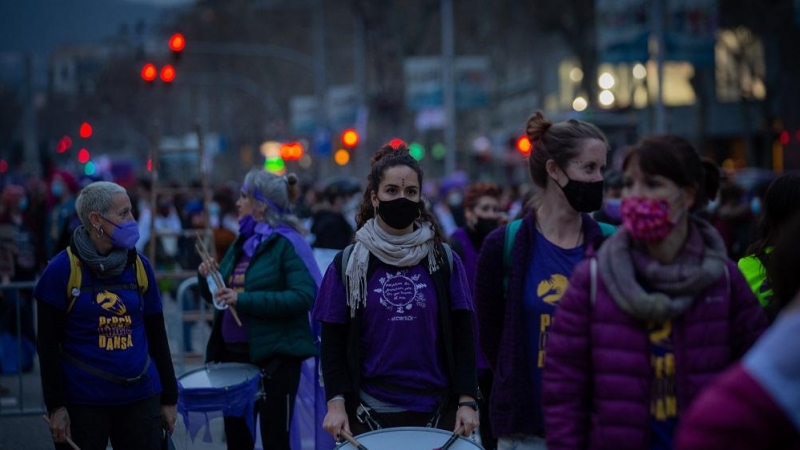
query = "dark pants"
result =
(220, 349, 302, 450)
(56, 395, 162, 450)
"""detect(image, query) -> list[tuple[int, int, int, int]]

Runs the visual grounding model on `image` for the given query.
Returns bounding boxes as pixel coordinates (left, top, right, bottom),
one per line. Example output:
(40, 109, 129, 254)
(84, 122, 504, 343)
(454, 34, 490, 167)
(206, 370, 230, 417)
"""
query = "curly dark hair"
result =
(355, 140, 447, 253)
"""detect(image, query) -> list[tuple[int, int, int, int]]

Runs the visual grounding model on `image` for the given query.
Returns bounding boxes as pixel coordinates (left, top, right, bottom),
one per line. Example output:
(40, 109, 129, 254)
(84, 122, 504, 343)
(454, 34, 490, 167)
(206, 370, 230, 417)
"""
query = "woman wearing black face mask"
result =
(474, 110, 610, 449)
(449, 181, 505, 450)
(312, 141, 480, 442)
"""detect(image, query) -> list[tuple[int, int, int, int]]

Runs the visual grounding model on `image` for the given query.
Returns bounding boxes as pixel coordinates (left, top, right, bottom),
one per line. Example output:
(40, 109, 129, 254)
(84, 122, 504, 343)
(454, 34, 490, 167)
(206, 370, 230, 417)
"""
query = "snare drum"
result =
(335, 426, 484, 450)
(178, 362, 262, 411)
(177, 362, 263, 443)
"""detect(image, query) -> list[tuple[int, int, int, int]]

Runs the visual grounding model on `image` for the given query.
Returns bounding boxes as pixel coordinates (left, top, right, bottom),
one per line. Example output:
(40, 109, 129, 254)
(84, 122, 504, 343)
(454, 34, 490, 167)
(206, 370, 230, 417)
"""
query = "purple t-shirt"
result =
(222, 255, 250, 343)
(312, 252, 473, 413)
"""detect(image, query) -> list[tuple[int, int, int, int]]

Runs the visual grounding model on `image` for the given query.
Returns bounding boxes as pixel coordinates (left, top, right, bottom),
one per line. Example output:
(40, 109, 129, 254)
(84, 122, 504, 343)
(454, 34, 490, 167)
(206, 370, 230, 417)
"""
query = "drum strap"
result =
(59, 347, 151, 386)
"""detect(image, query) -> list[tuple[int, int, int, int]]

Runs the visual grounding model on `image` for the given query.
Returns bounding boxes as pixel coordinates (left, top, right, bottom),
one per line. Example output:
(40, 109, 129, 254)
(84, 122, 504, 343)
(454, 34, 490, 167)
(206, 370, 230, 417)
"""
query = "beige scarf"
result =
(345, 218, 439, 317)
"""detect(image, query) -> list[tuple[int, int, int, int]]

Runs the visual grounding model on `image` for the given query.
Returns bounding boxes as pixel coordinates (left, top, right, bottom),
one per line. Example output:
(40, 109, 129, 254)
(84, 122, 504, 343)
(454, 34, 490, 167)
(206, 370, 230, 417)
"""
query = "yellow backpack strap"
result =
(134, 254, 148, 295)
(66, 247, 82, 313)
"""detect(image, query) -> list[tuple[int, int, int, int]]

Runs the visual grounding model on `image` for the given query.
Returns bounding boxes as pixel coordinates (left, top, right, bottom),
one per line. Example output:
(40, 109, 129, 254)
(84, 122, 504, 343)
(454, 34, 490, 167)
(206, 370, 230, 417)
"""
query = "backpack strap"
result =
(590, 257, 598, 305)
(340, 244, 355, 287)
(503, 219, 522, 293)
(66, 249, 149, 314)
(66, 247, 82, 313)
(133, 254, 149, 295)
(598, 222, 617, 238)
(441, 242, 454, 273)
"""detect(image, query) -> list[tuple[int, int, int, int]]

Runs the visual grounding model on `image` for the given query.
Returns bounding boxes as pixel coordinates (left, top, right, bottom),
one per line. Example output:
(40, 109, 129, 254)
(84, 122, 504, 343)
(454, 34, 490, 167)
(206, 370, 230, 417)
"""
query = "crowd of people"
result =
(1, 109, 800, 449)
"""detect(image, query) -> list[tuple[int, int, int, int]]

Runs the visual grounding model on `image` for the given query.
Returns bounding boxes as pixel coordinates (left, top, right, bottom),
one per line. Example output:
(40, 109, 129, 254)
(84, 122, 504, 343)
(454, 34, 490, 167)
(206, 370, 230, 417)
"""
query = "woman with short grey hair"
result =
(35, 180, 178, 450)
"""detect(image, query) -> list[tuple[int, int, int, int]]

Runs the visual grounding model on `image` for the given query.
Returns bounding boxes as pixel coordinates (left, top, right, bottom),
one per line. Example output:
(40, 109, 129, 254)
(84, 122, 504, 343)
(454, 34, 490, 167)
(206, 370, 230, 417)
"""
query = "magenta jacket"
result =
(543, 258, 767, 450)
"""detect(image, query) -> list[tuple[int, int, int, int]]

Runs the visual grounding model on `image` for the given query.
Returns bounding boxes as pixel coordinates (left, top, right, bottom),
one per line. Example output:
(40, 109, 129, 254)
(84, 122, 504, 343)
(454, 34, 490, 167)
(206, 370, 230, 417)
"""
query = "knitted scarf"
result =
(345, 218, 438, 317)
(71, 226, 129, 279)
(597, 217, 728, 321)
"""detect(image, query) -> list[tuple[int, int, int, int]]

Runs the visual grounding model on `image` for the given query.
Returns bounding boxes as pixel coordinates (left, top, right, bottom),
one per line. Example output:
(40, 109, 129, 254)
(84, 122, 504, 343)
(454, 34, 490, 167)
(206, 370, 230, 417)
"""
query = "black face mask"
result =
(473, 217, 500, 238)
(558, 176, 604, 213)
(377, 197, 420, 230)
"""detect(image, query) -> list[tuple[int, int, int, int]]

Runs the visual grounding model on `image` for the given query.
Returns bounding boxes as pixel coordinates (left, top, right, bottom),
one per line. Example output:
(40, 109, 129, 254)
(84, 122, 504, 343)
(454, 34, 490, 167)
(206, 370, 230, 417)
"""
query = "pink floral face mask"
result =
(621, 197, 682, 243)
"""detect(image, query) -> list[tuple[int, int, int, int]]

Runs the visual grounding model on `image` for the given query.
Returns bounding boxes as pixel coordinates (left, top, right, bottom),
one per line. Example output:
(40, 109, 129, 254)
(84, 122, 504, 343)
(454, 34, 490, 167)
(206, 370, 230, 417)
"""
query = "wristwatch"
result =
(458, 400, 478, 411)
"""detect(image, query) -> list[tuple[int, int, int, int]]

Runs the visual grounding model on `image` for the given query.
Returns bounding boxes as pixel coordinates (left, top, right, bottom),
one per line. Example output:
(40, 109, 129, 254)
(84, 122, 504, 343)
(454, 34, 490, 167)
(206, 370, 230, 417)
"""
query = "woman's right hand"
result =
(322, 401, 351, 442)
(48, 407, 72, 444)
(198, 258, 218, 277)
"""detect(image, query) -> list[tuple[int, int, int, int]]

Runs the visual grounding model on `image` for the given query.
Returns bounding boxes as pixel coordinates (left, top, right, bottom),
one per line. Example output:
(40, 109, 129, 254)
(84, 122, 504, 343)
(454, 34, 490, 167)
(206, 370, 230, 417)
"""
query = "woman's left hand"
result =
(454, 404, 479, 436)
(162, 404, 177, 433)
(214, 288, 238, 307)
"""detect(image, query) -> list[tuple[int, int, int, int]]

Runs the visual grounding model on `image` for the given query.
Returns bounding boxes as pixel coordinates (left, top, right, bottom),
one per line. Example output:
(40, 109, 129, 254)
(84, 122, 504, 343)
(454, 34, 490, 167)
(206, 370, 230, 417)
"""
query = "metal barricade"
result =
(0, 280, 45, 416)
(173, 276, 212, 375)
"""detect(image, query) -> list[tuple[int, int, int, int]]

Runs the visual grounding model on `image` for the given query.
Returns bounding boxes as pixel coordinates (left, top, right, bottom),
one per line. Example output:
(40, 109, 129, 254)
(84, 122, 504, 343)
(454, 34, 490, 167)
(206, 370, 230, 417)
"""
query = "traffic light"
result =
(334, 149, 350, 166)
(516, 136, 532, 155)
(56, 136, 72, 153)
(280, 142, 304, 161)
(79, 122, 93, 139)
(77, 148, 91, 164)
(168, 33, 185, 56)
(141, 63, 157, 82)
(341, 129, 359, 149)
(160, 65, 176, 83)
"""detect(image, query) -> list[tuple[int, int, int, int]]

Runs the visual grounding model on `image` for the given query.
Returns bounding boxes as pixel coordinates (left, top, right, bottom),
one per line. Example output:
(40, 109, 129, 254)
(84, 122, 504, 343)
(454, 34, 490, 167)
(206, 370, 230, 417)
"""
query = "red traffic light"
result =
(77, 148, 91, 164)
(0, 159, 8, 174)
(280, 142, 304, 161)
(516, 136, 532, 155)
(141, 63, 157, 82)
(79, 122, 93, 139)
(57, 136, 73, 153)
(168, 33, 185, 52)
(342, 129, 359, 148)
(780, 130, 790, 146)
(160, 65, 176, 83)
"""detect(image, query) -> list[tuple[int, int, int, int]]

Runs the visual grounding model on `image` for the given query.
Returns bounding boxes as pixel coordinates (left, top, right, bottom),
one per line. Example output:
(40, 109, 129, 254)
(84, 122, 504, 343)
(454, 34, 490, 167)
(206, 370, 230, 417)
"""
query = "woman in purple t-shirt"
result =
(312, 141, 480, 442)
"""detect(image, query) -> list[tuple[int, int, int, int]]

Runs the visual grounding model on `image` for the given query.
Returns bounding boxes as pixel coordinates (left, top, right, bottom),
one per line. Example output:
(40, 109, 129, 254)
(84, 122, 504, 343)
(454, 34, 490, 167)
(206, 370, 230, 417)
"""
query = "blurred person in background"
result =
(449, 181, 505, 450)
(592, 169, 623, 226)
(476, 111, 610, 450)
(738, 173, 800, 322)
(44, 170, 81, 260)
(35, 181, 177, 450)
(543, 135, 767, 450)
(310, 179, 359, 251)
(676, 211, 800, 450)
(0, 184, 39, 371)
(197, 170, 321, 450)
(712, 180, 752, 260)
(134, 178, 153, 254)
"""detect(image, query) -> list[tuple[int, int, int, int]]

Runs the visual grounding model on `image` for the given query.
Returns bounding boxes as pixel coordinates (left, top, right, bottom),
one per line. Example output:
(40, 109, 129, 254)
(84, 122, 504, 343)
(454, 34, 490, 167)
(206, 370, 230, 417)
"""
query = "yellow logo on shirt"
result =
(95, 291, 133, 350)
(537, 274, 569, 305)
(96, 291, 127, 316)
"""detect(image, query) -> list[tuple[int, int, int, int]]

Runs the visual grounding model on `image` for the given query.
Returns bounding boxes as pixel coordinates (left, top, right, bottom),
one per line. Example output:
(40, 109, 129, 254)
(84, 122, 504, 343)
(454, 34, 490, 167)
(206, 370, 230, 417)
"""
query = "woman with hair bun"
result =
(475, 111, 611, 449)
(197, 169, 322, 450)
(313, 141, 479, 441)
(543, 135, 768, 450)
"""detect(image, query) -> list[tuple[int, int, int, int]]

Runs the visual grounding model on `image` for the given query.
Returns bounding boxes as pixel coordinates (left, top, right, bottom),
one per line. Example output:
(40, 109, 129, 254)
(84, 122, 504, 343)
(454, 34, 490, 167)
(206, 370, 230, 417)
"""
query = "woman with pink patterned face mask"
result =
(542, 135, 768, 450)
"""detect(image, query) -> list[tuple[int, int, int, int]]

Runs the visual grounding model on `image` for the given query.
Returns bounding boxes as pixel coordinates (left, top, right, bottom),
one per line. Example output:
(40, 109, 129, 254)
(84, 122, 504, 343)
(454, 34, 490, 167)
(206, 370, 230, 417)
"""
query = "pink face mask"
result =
(621, 197, 682, 243)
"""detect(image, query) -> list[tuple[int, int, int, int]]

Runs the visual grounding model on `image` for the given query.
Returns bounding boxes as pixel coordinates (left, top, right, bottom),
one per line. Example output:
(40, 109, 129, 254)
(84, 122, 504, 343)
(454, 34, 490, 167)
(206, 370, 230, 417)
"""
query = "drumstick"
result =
(42, 415, 82, 450)
(340, 429, 369, 450)
(195, 240, 242, 327)
(433, 425, 465, 450)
